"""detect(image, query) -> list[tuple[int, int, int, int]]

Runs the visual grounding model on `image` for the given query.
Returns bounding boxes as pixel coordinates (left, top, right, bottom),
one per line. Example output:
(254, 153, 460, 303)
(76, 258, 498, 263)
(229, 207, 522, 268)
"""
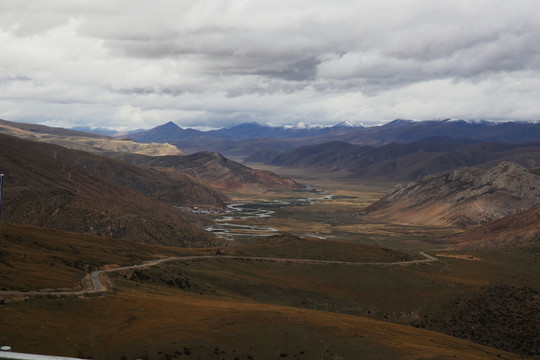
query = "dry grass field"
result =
(0, 223, 214, 291)
(1, 288, 523, 360)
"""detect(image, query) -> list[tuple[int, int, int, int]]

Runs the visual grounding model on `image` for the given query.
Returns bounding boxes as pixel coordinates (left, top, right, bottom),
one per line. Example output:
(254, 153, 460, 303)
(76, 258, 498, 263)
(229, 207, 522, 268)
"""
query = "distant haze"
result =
(1, 1, 539, 130)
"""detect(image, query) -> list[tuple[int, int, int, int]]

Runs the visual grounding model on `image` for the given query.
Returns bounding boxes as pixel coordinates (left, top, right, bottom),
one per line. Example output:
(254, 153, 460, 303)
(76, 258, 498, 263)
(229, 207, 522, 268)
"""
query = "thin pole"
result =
(0, 174, 3, 234)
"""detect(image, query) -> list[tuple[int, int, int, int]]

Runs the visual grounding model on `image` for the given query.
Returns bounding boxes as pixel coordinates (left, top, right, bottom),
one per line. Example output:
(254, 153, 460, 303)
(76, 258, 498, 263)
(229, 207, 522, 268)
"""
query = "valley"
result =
(1, 168, 538, 359)
(0, 119, 539, 359)
(205, 187, 332, 241)
(2, 0, 540, 356)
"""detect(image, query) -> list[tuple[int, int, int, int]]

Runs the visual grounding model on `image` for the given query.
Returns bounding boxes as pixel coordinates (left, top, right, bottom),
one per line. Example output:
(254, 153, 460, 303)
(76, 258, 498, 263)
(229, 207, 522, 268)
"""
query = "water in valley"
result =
(204, 187, 332, 241)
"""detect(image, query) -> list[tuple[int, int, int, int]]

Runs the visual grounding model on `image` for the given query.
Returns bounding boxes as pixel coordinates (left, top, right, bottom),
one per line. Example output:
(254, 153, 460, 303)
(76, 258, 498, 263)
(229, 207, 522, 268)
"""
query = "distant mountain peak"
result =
(382, 119, 415, 128)
(229, 122, 268, 129)
(157, 121, 182, 130)
(333, 120, 364, 128)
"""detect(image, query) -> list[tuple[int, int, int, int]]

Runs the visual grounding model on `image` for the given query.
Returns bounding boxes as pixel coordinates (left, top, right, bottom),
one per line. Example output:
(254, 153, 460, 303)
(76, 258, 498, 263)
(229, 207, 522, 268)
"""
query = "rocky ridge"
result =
(365, 162, 540, 226)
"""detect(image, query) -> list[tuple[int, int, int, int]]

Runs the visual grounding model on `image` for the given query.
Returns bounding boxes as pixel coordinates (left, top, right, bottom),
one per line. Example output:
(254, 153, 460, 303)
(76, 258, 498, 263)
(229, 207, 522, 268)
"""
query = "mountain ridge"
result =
(0, 118, 183, 157)
(117, 151, 302, 194)
(0, 133, 224, 246)
(248, 140, 540, 180)
(124, 119, 540, 157)
(364, 162, 540, 227)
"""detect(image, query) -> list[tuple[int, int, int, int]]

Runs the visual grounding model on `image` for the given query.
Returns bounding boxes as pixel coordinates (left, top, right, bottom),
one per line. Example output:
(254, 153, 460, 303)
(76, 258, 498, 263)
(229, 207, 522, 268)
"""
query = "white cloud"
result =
(0, 0, 539, 130)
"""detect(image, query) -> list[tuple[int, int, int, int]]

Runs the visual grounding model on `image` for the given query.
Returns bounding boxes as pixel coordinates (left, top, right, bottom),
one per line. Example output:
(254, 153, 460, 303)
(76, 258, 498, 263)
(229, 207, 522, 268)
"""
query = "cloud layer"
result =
(1, 0, 539, 130)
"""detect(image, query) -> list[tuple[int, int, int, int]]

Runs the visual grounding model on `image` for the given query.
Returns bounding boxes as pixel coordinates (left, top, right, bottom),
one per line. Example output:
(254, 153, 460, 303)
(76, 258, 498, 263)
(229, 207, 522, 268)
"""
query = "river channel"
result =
(205, 187, 332, 241)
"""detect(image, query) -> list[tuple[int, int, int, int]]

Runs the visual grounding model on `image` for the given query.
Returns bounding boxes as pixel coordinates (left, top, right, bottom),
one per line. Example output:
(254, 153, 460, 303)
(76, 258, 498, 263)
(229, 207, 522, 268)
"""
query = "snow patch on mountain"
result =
(333, 120, 365, 128)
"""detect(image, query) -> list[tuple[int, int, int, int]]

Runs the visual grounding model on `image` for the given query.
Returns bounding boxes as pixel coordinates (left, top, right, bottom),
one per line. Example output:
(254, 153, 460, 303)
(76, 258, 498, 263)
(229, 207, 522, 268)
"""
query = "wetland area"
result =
(205, 186, 333, 241)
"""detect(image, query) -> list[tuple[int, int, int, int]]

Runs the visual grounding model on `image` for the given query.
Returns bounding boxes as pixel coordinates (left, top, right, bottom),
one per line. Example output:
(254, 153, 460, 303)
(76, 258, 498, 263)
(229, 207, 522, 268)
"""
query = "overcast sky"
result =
(1, 0, 539, 130)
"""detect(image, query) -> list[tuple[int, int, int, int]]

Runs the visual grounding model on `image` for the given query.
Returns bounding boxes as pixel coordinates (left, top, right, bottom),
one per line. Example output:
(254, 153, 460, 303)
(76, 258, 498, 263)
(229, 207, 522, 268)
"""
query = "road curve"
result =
(0, 252, 438, 299)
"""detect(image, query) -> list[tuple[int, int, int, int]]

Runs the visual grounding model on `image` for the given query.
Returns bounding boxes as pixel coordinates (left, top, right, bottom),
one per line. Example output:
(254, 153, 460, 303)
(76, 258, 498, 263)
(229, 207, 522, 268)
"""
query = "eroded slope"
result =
(364, 162, 540, 226)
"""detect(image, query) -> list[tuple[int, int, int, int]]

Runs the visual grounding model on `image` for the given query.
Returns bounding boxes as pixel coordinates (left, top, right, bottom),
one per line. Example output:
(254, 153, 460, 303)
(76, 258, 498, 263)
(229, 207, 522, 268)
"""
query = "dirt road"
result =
(0, 252, 438, 300)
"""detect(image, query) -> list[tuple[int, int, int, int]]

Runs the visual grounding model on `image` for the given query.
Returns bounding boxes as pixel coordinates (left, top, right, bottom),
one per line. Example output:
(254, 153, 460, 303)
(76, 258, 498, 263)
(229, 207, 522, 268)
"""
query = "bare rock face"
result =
(365, 162, 540, 226)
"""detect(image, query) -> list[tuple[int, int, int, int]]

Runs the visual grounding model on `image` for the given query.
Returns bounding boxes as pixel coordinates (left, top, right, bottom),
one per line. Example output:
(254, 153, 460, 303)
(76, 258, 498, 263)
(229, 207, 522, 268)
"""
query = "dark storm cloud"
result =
(258, 57, 320, 82)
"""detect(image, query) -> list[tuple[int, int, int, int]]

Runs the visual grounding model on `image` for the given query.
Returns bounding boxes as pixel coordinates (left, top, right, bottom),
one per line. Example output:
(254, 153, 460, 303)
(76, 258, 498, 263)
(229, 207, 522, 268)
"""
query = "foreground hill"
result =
(118, 152, 302, 194)
(0, 134, 224, 246)
(364, 162, 540, 226)
(0, 226, 529, 359)
(421, 284, 539, 357)
(0, 118, 183, 156)
(248, 139, 540, 180)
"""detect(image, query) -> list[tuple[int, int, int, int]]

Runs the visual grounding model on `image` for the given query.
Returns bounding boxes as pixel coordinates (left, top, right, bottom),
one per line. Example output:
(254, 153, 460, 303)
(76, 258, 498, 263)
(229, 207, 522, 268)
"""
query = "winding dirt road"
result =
(0, 252, 437, 300)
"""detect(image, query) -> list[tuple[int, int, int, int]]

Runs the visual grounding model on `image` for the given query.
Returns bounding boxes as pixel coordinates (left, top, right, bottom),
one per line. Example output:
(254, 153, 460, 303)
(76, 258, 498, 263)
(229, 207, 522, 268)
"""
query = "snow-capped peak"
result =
(333, 120, 365, 128)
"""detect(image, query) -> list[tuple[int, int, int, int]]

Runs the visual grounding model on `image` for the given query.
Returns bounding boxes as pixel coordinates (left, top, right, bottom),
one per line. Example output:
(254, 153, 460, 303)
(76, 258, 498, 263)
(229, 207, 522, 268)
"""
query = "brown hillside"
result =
(424, 285, 540, 357)
(0, 118, 183, 157)
(0, 224, 523, 360)
(0, 118, 107, 139)
(119, 152, 302, 194)
(453, 207, 540, 248)
(364, 162, 540, 226)
(0, 134, 222, 246)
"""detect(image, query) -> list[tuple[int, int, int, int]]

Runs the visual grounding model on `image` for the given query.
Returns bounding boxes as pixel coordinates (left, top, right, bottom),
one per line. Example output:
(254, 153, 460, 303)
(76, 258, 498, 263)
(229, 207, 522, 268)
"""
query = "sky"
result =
(1, 0, 539, 131)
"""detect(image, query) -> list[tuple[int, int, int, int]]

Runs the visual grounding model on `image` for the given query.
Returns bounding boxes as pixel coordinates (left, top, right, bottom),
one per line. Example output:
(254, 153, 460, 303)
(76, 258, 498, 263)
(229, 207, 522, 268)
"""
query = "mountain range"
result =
(126, 121, 331, 156)
(3, 117, 540, 248)
(0, 118, 299, 194)
(122, 119, 540, 157)
(248, 139, 540, 180)
(128, 120, 362, 142)
(0, 119, 304, 244)
(1, 117, 539, 358)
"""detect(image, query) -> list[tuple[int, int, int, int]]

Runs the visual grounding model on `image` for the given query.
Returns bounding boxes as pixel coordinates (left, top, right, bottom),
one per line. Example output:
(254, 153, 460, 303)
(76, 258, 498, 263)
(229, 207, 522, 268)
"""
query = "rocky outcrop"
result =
(364, 162, 540, 226)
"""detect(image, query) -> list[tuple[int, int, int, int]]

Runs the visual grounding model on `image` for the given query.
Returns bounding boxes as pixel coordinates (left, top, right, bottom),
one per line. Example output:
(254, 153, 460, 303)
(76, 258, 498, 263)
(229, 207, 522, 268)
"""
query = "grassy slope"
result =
(0, 224, 532, 359)
(224, 234, 417, 261)
(0, 223, 215, 290)
(1, 290, 520, 360)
